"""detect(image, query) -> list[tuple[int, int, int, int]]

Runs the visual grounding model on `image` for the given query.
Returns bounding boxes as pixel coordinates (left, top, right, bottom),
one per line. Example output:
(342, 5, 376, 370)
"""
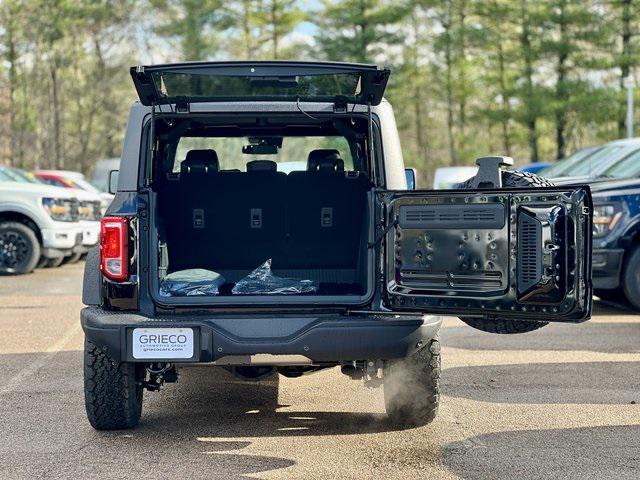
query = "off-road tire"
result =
(622, 246, 640, 311)
(84, 339, 144, 430)
(0, 221, 40, 275)
(384, 338, 440, 426)
(459, 317, 548, 334)
(457, 169, 551, 334)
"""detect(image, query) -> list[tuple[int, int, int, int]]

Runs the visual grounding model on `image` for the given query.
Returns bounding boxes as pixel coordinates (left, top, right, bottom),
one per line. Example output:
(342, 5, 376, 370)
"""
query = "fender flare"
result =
(620, 215, 640, 247)
(0, 203, 47, 231)
(82, 247, 103, 306)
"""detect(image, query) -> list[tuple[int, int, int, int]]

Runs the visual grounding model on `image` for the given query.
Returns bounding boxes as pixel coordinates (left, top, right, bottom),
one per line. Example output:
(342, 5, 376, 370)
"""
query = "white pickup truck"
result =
(0, 175, 85, 274)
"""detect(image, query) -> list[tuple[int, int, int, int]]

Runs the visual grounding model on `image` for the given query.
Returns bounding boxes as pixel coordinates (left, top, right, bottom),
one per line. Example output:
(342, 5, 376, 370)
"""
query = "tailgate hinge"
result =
(333, 95, 349, 113)
(174, 97, 190, 113)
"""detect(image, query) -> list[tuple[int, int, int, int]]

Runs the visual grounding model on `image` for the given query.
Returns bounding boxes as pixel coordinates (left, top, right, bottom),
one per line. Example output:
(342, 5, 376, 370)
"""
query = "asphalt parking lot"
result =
(0, 263, 638, 479)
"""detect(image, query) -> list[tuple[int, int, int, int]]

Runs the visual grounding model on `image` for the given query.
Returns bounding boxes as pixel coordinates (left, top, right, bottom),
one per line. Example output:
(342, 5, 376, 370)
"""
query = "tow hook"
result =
(141, 363, 177, 391)
(341, 360, 384, 387)
(364, 360, 384, 388)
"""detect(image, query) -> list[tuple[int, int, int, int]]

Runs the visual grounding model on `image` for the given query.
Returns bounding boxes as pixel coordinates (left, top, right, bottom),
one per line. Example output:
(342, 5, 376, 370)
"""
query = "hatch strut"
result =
(366, 102, 379, 186)
(147, 102, 157, 187)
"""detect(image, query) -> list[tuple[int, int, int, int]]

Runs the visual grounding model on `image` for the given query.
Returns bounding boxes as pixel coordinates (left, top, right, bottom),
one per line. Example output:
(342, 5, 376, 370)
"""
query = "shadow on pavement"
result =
(0, 351, 298, 479)
(137, 367, 403, 437)
(593, 299, 637, 314)
(443, 424, 640, 480)
(441, 317, 640, 354)
(442, 361, 640, 405)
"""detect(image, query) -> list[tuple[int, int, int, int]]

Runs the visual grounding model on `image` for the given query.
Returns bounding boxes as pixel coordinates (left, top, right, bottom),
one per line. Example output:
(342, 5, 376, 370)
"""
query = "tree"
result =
(517, 0, 541, 162)
(150, 0, 232, 61)
(616, 0, 638, 137)
(227, 0, 263, 59)
(315, 0, 409, 63)
(0, 0, 24, 165)
(475, 0, 519, 157)
(538, 0, 606, 159)
(257, 0, 306, 59)
(385, 2, 435, 184)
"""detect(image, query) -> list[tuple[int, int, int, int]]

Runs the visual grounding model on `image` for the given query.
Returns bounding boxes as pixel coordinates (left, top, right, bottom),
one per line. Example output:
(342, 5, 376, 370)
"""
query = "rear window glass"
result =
(542, 147, 599, 177)
(153, 72, 361, 102)
(571, 145, 626, 176)
(603, 148, 640, 178)
(174, 136, 355, 173)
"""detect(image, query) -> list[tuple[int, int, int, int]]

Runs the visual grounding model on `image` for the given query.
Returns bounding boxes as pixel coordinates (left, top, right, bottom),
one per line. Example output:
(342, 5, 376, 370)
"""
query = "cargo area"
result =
(151, 123, 374, 302)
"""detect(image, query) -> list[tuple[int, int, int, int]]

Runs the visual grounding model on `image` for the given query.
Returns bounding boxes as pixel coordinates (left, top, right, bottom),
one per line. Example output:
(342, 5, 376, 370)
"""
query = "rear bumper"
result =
(41, 223, 82, 250)
(592, 248, 624, 289)
(41, 224, 83, 259)
(80, 307, 442, 364)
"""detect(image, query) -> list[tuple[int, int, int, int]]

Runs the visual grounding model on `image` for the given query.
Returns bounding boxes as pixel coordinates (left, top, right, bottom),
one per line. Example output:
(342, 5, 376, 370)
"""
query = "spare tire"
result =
(458, 170, 551, 334)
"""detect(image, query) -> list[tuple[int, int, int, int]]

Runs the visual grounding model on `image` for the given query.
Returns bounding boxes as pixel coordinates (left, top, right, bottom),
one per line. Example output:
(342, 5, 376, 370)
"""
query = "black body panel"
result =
(81, 307, 441, 363)
(383, 186, 593, 322)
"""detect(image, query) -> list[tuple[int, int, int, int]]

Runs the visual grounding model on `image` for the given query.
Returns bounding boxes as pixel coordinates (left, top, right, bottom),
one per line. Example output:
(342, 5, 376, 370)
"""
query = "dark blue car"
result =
(589, 177, 640, 309)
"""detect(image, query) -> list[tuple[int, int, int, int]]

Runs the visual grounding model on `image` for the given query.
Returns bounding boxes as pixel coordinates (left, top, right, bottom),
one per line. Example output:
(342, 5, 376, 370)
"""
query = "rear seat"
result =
(214, 160, 287, 270)
(163, 149, 369, 275)
(286, 150, 369, 269)
(164, 149, 222, 271)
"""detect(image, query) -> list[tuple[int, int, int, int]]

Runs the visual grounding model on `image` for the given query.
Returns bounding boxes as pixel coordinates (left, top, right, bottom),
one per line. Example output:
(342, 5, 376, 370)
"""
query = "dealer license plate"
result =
(132, 328, 194, 359)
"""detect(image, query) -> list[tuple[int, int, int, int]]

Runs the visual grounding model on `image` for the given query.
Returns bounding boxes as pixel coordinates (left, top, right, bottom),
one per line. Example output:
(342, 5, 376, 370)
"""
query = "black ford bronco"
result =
(81, 61, 593, 430)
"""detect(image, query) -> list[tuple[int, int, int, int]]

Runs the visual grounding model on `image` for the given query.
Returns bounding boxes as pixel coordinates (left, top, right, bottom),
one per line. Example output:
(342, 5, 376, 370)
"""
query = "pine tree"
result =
(516, 0, 542, 162)
(257, 0, 306, 59)
(315, 0, 409, 63)
(150, 0, 233, 61)
(474, 0, 519, 157)
(616, 0, 639, 137)
(538, 0, 607, 159)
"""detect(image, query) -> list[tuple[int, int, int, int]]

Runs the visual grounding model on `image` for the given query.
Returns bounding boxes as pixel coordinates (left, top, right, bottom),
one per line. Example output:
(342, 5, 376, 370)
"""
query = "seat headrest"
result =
(181, 149, 219, 174)
(307, 149, 344, 173)
(247, 160, 277, 172)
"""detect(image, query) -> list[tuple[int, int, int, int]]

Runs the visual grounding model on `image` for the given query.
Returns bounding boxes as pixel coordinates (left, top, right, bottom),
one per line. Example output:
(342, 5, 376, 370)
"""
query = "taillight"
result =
(100, 216, 129, 281)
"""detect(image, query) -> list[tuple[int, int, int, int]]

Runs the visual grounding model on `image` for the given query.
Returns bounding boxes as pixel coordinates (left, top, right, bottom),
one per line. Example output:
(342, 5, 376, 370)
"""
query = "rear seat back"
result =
(215, 162, 287, 269)
(164, 149, 222, 271)
(286, 150, 369, 269)
(163, 150, 369, 274)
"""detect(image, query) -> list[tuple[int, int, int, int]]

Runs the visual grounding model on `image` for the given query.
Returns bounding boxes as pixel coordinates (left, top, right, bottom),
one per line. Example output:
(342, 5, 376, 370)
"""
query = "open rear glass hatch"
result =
(130, 61, 390, 106)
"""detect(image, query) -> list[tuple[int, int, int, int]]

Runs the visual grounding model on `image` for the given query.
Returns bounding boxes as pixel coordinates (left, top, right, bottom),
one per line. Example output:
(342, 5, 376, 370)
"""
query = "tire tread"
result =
(384, 338, 441, 426)
(84, 339, 143, 430)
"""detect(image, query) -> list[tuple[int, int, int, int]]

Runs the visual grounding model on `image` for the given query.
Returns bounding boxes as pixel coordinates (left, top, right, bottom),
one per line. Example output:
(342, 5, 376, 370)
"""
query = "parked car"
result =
(81, 61, 592, 430)
(586, 177, 640, 309)
(432, 166, 478, 189)
(540, 145, 603, 178)
(544, 139, 640, 182)
(518, 162, 553, 175)
(597, 147, 640, 179)
(0, 169, 83, 274)
(35, 170, 113, 214)
(3, 167, 100, 264)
